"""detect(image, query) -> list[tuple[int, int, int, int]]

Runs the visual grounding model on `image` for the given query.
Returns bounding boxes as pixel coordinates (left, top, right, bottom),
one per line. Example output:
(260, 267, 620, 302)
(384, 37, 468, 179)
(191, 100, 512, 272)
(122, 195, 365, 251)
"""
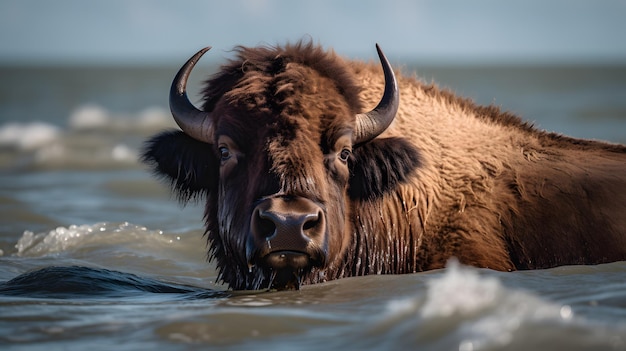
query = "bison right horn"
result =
(169, 47, 215, 143)
(353, 44, 399, 145)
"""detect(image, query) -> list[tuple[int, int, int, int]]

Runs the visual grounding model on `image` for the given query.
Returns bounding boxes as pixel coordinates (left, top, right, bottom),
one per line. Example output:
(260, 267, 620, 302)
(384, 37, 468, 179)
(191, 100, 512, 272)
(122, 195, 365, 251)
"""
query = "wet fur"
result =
(143, 41, 626, 289)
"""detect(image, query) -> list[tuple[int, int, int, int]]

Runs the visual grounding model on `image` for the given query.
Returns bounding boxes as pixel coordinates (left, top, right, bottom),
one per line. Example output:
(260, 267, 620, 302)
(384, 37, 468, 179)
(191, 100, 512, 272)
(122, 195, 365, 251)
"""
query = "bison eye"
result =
(338, 148, 351, 163)
(219, 146, 232, 161)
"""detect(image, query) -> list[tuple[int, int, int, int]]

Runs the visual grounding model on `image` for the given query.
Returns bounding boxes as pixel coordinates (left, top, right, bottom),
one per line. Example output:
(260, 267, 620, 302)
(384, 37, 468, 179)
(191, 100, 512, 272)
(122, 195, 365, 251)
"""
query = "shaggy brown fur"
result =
(143, 41, 626, 290)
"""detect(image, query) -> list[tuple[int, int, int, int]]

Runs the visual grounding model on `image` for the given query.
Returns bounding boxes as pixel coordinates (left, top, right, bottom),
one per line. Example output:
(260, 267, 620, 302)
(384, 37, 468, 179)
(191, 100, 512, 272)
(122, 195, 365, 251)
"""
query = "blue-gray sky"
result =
(1, 0, 625, 64)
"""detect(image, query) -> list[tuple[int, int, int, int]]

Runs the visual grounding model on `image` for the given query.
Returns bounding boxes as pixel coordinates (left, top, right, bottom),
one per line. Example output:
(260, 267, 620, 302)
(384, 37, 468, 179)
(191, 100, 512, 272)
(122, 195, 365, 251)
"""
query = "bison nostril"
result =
(302, 218, 318, 231)
(302, 211, 323, 234)
(253, 208, 277, 239)
(257, 217, 276, 239)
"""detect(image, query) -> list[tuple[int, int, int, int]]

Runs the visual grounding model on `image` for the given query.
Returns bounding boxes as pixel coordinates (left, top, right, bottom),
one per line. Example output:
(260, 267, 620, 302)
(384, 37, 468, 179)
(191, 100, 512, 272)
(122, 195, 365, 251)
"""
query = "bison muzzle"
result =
(248, 195, 327, 289)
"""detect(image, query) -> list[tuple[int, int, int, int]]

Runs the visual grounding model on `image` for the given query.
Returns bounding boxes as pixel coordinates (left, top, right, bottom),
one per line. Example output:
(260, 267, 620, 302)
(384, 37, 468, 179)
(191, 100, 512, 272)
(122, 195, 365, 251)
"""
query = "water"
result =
(1, 63, 625, 350)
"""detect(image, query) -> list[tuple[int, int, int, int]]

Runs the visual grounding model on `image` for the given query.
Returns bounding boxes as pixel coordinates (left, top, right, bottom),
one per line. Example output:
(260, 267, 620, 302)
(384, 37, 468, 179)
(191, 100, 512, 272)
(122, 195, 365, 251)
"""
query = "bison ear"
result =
(141, 130, 217, 203)
(348, 137, 421, 200)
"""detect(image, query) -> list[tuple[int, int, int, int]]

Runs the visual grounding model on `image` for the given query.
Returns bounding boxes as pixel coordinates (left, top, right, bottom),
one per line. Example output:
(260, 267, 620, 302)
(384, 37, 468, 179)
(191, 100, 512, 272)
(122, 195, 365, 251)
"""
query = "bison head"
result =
(143, 42, 419, 290)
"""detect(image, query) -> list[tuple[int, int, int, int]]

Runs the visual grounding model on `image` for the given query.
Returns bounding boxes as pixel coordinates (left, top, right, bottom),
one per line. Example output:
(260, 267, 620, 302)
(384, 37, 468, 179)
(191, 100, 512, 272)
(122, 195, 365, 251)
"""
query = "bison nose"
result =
(249, 196, 326, 262)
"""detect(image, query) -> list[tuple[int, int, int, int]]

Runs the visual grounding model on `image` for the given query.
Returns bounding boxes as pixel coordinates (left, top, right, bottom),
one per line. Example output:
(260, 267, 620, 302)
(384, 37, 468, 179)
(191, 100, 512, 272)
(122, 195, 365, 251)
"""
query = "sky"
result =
(0, 0, 625, 65)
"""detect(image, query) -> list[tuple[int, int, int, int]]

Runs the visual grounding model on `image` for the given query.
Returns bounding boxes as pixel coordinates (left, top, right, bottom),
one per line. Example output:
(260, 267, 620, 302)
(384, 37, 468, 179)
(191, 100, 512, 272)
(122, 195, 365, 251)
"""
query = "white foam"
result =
(420, 260, 503, 318)
(68, 104, 110, 130)
(14, 222, 168, 257)
(16, 223, 106, 256)
(111, 143, 137, 162)
(384, 260, 573, 349)
(0, 122, 60, 150)
(137, 106, 172, 128)
(67, 104, 174, 132)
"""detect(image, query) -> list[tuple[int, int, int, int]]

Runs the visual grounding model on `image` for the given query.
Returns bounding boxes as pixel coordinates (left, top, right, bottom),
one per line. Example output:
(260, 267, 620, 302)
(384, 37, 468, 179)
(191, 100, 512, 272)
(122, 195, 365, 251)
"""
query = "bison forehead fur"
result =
(142, 40, 626, 290)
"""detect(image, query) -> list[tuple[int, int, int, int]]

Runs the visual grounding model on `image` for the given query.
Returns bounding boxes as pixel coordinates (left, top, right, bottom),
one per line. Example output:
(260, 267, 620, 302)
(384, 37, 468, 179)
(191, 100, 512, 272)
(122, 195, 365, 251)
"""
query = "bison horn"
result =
(170, 46, 214, 143)
(353, 44, 399, 145)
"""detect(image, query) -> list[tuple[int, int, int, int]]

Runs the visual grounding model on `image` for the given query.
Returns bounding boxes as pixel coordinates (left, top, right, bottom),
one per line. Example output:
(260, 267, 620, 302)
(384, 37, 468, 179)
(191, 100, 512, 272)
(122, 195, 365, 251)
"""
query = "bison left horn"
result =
(353, 44, 399, 145)
(169, 46, 215, 143)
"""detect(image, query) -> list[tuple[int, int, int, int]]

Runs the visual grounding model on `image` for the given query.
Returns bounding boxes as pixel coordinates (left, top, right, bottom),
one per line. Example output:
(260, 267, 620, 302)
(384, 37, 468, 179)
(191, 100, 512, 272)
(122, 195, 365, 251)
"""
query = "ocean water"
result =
(0, 63, 625, 350)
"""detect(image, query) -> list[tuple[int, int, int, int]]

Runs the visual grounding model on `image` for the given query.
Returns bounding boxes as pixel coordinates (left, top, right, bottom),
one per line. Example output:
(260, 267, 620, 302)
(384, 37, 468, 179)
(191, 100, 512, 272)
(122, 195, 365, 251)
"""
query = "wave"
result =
(332, 261, 626, 350)
(3, 221, 219, 289)
(0, 266, 227, 300)
(2, 221, 625, 349)
(0, 104, 177, 171)
(148, 261, 626, 349)
(0, 122, 61, 150)
(67, 104, 175, 132)
(14, 222, 169, 257)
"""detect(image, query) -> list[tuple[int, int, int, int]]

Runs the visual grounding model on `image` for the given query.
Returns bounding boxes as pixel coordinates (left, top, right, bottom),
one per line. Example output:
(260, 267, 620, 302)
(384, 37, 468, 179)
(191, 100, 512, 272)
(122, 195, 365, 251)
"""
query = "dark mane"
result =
(420, 81, 626, 152)
(201, 40, 364, 114)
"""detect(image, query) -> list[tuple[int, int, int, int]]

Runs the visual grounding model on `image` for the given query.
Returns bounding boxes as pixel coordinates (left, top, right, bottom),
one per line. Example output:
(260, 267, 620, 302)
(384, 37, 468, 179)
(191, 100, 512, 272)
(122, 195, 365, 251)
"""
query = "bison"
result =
(142, 41, 626, 290)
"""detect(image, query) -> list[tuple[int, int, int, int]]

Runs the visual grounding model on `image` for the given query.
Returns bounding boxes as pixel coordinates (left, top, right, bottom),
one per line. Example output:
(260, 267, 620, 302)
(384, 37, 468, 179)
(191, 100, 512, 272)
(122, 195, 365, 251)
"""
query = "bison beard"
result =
(143, 40, 626, 291)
